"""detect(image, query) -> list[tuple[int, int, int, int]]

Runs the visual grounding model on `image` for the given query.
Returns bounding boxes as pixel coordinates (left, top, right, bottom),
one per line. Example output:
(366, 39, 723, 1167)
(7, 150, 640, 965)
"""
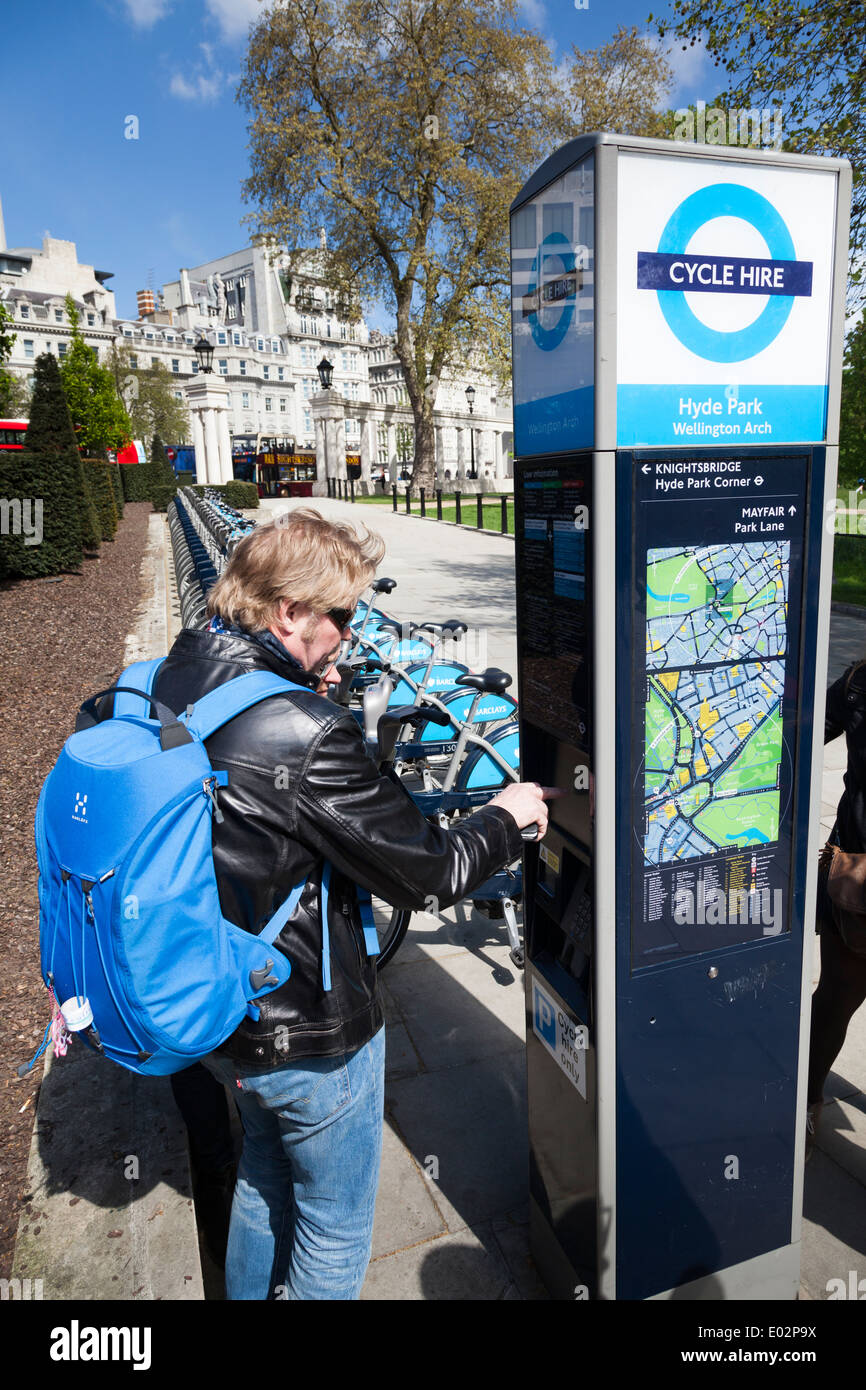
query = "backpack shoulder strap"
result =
(113, 659, 164, 718)
(184, 670, 310, 742)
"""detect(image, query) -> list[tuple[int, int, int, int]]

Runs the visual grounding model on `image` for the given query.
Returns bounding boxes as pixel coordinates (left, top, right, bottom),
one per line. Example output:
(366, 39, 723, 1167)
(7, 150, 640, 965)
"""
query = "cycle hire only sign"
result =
(616, 151, 838, 448)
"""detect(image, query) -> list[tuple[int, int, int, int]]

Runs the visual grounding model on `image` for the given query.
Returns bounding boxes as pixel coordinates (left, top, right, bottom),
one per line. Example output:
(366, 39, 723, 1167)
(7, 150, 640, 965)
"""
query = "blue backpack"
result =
(34, 659, 379, 1076)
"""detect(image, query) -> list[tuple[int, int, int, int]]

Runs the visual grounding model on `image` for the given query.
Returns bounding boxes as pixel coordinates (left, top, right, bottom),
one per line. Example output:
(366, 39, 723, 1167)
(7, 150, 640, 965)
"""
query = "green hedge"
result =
(192, 481, 259, 510)
(151, 485, 177, 513)
(177, 471, 194, 488)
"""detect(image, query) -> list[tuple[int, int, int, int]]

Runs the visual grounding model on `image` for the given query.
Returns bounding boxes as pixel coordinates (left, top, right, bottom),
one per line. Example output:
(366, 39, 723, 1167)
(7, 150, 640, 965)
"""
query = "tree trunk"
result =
(411, 402, 436, 496)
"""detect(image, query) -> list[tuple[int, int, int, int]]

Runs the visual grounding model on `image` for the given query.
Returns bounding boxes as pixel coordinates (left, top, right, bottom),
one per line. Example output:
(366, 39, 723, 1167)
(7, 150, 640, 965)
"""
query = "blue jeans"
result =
(202, 1026, 385, 1300)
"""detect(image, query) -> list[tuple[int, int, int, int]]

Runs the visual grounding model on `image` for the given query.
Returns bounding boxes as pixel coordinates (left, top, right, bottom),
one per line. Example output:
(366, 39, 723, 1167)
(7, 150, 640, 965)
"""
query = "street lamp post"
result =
(194, 335, 215, 375)
(317, 356, 334, 391)
(465, 383, 476, 479)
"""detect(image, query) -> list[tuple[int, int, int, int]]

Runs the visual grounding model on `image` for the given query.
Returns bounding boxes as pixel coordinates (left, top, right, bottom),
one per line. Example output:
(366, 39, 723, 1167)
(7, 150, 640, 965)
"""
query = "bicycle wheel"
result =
(371, 897, 412, 968)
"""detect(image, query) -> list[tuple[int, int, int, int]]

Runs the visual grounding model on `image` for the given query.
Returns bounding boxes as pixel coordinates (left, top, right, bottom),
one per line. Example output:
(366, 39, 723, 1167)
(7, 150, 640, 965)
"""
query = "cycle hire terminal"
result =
(511, 132, 850, 1300)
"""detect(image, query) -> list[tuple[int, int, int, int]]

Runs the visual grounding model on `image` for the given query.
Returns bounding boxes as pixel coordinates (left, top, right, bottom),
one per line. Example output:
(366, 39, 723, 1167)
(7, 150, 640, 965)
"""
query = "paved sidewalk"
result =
(13, 498, 866, 1300)
(267, 499, 866, 1299)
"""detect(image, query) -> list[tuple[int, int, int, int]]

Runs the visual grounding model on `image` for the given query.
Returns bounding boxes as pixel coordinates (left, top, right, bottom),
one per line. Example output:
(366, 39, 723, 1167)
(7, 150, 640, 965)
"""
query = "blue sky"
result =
(0, 0, 714, 327)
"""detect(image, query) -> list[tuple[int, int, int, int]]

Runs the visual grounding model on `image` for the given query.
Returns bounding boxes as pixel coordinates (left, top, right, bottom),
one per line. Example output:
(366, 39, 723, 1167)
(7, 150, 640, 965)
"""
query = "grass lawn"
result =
(351, 492, 866, 600)
(832, 535, 866, 608)
(353, 490, 514, 534)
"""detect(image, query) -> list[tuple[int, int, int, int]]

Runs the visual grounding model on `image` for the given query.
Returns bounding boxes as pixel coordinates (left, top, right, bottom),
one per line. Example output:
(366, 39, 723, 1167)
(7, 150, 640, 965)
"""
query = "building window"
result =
(192, 362, 199, 374)
(151, 356, 159, 367)
(129, 354, 138, 369)
(171, 359, 180, 373)
(58, 342, 67, 357)
(279, 397, 287, 413)
(263, 365, 270, 380)
(224, 280, 234, 291)
(265, 396, 273, 412)
(217, 331, 227, 344)
(146, 331, 154, 340)
(174, 391, 183, 401)
(20, 304, 29, 319)
(233, 332, 241, 345)
(227, 304, 237, 320)
(239, 360, 247, 376)
(23, 339, 34, 358)
(238, 275, 247, 288)
(86, 313, 95, 326)
(241, 392, 250, 410)
(257, 338, 264, 351)
(218, 359, 228, 375)
(277, 366, 285, 381)
(55, 309, 63, 322)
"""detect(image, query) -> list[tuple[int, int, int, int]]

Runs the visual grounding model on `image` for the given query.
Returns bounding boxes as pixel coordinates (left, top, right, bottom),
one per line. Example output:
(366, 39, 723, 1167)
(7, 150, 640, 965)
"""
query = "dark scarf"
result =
(207, 615, 320, 689)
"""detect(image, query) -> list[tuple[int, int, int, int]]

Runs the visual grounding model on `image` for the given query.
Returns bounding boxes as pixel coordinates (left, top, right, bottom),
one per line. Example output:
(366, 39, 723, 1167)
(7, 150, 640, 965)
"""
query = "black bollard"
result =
(350, 477, 355, 502)
(392, 484, 397, 512)
(477, 494, 483, 528)
(455, 491, 462, 525)
(420, 487, 426, 517)
(405, 487, 411, 514)
(501, 495, 508, 534)
(436, 489, 443, 520)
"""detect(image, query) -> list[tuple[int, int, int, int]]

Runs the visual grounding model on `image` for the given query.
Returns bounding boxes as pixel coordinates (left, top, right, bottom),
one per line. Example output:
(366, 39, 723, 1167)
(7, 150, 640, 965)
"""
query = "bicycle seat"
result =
(373, 577, 397, 593)
(456, 668, 512, 694)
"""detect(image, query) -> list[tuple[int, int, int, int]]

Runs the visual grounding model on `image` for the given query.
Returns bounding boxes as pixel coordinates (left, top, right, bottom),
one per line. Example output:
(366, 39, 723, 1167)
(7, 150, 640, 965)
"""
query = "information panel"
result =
(629, 451, 808, 969)
(516, 456, 592, 751)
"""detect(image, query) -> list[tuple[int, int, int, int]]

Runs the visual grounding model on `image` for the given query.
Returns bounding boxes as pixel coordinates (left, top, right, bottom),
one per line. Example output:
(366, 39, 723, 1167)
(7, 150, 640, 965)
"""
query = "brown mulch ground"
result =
(0, 502, 152, 1279)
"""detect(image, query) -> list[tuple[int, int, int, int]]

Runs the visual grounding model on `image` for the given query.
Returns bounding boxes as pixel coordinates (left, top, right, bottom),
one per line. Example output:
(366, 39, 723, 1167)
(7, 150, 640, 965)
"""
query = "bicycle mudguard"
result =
(455, 721, 520, 791)
(388, 661, 470, 706)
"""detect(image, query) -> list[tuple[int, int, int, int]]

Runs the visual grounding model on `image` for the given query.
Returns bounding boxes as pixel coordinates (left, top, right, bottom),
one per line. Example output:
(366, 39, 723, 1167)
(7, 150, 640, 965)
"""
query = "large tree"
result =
(60, 295, 131, 454)
(567, 25, 672, 138)
(107, 342, 190, 446)
(838, 315, 866, 489)
(239, 0, 670, 490)
(653, 0, 865, 303)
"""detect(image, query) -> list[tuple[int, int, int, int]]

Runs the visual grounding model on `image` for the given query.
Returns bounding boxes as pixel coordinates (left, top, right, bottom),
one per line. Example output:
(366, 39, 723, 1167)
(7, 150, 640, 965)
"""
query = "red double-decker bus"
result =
(0, 419, 28, 451)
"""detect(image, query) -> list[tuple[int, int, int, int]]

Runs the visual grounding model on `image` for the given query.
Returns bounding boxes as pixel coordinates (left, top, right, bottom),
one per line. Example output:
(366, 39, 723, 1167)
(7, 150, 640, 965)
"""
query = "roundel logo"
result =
(523, 232, 580, 352)
(648, 183, 805, 364)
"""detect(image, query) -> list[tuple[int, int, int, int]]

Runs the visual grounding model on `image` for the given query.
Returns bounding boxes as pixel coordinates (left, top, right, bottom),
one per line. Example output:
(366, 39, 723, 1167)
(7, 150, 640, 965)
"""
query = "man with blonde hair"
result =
(153, 507, 552, 1300)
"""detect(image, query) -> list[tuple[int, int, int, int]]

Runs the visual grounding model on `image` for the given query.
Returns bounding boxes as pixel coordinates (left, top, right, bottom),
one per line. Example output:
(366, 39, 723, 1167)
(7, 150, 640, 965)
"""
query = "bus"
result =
(252, 436, 318, 498)
(0, 419, 28, 451)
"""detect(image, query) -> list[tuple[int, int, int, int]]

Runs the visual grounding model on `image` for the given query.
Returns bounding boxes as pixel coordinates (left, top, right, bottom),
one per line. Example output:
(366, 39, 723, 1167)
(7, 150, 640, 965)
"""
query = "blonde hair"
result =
(207, 507, 386, 631)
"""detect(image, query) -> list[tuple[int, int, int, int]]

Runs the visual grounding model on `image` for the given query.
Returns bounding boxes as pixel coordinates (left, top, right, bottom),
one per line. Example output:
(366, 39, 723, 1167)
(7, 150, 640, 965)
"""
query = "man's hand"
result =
(488, 783, 564, 840)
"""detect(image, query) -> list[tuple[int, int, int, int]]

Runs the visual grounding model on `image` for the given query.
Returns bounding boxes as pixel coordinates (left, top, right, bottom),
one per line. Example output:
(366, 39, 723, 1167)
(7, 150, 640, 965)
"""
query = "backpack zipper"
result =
(203, 776, 224, 823)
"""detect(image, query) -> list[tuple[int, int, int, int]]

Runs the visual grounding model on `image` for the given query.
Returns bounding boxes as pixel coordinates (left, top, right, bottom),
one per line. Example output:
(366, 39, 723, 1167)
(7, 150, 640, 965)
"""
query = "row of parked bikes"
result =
(165, 489, 526, 970)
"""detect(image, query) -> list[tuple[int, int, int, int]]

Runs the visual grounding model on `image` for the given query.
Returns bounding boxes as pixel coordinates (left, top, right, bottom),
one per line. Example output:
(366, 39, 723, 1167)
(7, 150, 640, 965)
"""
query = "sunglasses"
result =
(326, 605, 357, 631)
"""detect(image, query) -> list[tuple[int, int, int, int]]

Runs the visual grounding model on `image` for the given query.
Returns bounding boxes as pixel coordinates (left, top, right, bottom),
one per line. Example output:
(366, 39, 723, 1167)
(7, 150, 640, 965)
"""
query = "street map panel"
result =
(644, 542, 789, 865)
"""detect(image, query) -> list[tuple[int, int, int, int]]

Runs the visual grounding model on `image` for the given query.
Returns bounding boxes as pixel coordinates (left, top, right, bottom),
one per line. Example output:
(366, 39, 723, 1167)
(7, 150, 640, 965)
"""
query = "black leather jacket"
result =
(152, 626, 524, 1066)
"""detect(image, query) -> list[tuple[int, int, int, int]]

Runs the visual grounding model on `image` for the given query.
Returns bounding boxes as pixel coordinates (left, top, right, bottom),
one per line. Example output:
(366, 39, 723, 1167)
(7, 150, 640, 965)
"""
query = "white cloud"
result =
(121, 0, 172, 27)
(661, 32, 714, 104)
(169, 41, 230, 102)
(205, 0, 262, 42)
(519, 0, 547, 28)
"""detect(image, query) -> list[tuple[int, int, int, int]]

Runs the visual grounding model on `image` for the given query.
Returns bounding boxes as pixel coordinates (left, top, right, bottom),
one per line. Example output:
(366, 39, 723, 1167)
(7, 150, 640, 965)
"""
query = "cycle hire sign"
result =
(511, 155, 595, 458)
(616, 151, 838, 448)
